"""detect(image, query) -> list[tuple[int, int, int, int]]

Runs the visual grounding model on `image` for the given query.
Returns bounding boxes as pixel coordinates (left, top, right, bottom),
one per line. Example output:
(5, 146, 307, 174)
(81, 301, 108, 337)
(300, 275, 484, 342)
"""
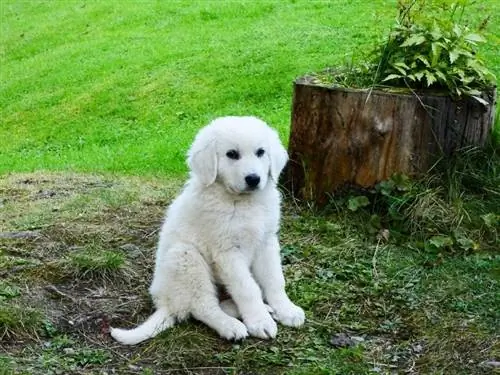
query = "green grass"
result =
(0, 167, 498, 374)
(1, 0, 498, 176)
(0, 302, 45, 340)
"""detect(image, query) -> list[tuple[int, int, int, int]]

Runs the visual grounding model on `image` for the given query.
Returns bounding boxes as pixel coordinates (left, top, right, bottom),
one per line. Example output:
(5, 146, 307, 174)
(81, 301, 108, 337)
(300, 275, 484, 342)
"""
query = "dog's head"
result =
(187, 116, 288, 194)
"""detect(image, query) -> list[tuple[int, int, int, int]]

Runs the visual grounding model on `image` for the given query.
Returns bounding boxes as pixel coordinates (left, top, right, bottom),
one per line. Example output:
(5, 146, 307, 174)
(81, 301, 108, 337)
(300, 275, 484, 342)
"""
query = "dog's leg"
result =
(252, 236, 305, 328)
(214, 251, 278, 339)
(152, 246, 248, 341)
(192, 300, 248, 341)
(188, 263, 248, 341)
(219, 299, 240, 318)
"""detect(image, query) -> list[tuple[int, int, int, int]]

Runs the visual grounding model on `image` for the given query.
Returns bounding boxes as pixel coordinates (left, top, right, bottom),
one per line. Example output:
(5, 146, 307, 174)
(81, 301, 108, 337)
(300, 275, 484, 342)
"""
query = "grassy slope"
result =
(1, 0, 498, 176)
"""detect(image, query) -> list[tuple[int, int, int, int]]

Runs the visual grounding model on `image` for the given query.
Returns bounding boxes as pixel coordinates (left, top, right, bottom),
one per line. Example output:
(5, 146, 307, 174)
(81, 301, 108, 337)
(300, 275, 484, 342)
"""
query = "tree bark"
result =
(285, 78, 496, 205)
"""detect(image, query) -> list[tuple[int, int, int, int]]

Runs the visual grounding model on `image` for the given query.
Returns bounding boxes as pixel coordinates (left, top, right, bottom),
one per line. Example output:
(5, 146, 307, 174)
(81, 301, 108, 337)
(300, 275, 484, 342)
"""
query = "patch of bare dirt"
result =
(0, 172, 181, 373)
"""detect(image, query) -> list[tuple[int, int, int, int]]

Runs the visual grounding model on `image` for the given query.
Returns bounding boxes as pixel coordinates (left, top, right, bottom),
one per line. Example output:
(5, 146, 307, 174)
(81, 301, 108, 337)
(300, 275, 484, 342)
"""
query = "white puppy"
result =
(110, 116, 305, 345)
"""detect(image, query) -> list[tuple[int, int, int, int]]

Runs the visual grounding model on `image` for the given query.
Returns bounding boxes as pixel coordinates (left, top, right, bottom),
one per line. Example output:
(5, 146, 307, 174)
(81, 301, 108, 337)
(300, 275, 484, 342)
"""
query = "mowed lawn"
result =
(1, 0, 498, 176)
(1, 1, 499, 375)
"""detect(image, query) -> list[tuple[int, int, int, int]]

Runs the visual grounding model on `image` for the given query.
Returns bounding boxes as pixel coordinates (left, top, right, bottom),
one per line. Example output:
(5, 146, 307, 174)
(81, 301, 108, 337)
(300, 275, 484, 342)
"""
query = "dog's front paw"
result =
(244, 311, 277, 339)
(217, 317, 248, 341)
(271, 302, 305, 327)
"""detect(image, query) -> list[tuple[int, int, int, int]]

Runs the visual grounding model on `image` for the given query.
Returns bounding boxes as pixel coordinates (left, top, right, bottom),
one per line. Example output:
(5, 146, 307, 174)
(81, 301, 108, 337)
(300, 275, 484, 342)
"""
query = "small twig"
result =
(145, 228, 160, 238)
(45, 284, 78, 304)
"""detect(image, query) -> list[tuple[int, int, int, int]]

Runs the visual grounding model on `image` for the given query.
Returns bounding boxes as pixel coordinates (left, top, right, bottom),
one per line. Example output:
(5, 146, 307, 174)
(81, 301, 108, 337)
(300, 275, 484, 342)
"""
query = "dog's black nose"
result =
(245, 174, 260, 188)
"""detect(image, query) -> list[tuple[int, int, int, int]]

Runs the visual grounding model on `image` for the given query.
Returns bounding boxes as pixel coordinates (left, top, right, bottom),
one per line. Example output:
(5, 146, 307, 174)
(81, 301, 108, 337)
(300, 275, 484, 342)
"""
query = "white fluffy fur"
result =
(110, 116, 305, 345)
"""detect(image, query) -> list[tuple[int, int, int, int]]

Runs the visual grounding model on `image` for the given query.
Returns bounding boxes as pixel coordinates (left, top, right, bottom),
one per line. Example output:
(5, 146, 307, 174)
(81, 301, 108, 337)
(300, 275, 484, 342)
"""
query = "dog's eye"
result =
(256, 148, 265, 157)
(226, 150, 240, 160)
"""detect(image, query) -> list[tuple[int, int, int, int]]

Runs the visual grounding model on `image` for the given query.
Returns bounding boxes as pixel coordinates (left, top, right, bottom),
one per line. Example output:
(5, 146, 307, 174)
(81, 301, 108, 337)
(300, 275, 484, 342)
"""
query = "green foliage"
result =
(341, 146, 499, 255)
(0, 303, 45, 339)
(374, 0, 496, 102)
(318, 0, 496, 104)
(0, 282, 21, 301)
(347, 195, 370, 212)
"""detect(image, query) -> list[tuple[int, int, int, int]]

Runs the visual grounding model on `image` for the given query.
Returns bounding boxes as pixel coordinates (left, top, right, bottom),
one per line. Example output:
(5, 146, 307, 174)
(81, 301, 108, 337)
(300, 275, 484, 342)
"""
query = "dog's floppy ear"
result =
(268, 127, 289, 183)
(187, 128, 218, 186)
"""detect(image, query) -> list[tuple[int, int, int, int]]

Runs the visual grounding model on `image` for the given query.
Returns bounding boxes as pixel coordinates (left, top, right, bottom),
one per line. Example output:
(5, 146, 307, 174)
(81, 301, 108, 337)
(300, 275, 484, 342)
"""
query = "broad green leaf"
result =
(424, 71, 437, 87)
(391, 173, 411, 191)
(347, 196, 370, 212)
(382, 74, 402, 82)
(456, 237, 479, 251)
(453, 68, 466, 81)
(429, 235, 454, 248)
(449, 49, 460, 64)
(414, 71, 425, 81)
(393, 61, 410, 70)
(468, 89, 482, 96)
(481, 213, 499, 227)
(376, 180, 395, 196)
(457, 48, 473, 58)
(430, 22, 442, 40)
(462, 75, 474, 85)
(453, 24, 463, 38)
(392, 64, 408, 75)
(416, 55, 430, 67)
(464, 33, 485, 44)
(401, 34, 426, 47)
(431, 42, 442, 65)
(435, 70, 447, 82)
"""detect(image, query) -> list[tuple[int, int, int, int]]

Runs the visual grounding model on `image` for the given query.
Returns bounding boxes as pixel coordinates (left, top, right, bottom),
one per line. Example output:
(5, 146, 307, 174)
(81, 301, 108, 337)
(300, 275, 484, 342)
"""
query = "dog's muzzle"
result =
(245, 174, 260, 190)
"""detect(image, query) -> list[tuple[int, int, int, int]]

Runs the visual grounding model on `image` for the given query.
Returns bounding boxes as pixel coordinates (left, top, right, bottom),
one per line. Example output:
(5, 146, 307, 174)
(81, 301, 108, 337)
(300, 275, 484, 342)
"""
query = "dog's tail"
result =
(110, 308, 174, 345)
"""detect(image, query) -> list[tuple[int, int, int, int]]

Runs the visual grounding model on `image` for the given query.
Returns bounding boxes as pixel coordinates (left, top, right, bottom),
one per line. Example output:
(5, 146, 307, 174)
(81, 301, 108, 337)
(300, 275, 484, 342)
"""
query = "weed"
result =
(331, 145, 500, 255)
(0, 302, 45, 339)
(0, 282, 21, 300)
(375, 0, 495, 101)
(63, 247, 130, 280)
(313, 0, 498, 104)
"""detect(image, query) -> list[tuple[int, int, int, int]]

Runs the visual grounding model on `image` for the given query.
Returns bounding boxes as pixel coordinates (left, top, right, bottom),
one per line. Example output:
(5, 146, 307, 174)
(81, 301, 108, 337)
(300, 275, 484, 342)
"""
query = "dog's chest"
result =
(226, 202, 270, 246)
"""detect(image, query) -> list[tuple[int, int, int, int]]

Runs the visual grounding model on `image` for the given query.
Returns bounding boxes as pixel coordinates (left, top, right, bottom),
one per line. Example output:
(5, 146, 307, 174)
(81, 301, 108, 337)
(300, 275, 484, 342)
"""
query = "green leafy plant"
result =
(338, 144, 499, 254)
(347, 195, 370, 212)
(317, 0, 496, 102)
(373, 0, 495, 103)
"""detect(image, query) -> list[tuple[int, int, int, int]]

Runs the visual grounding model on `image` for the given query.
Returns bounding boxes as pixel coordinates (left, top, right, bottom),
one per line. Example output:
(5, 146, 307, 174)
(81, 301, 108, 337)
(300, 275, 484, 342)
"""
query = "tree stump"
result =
(285, 77, 496, 205)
